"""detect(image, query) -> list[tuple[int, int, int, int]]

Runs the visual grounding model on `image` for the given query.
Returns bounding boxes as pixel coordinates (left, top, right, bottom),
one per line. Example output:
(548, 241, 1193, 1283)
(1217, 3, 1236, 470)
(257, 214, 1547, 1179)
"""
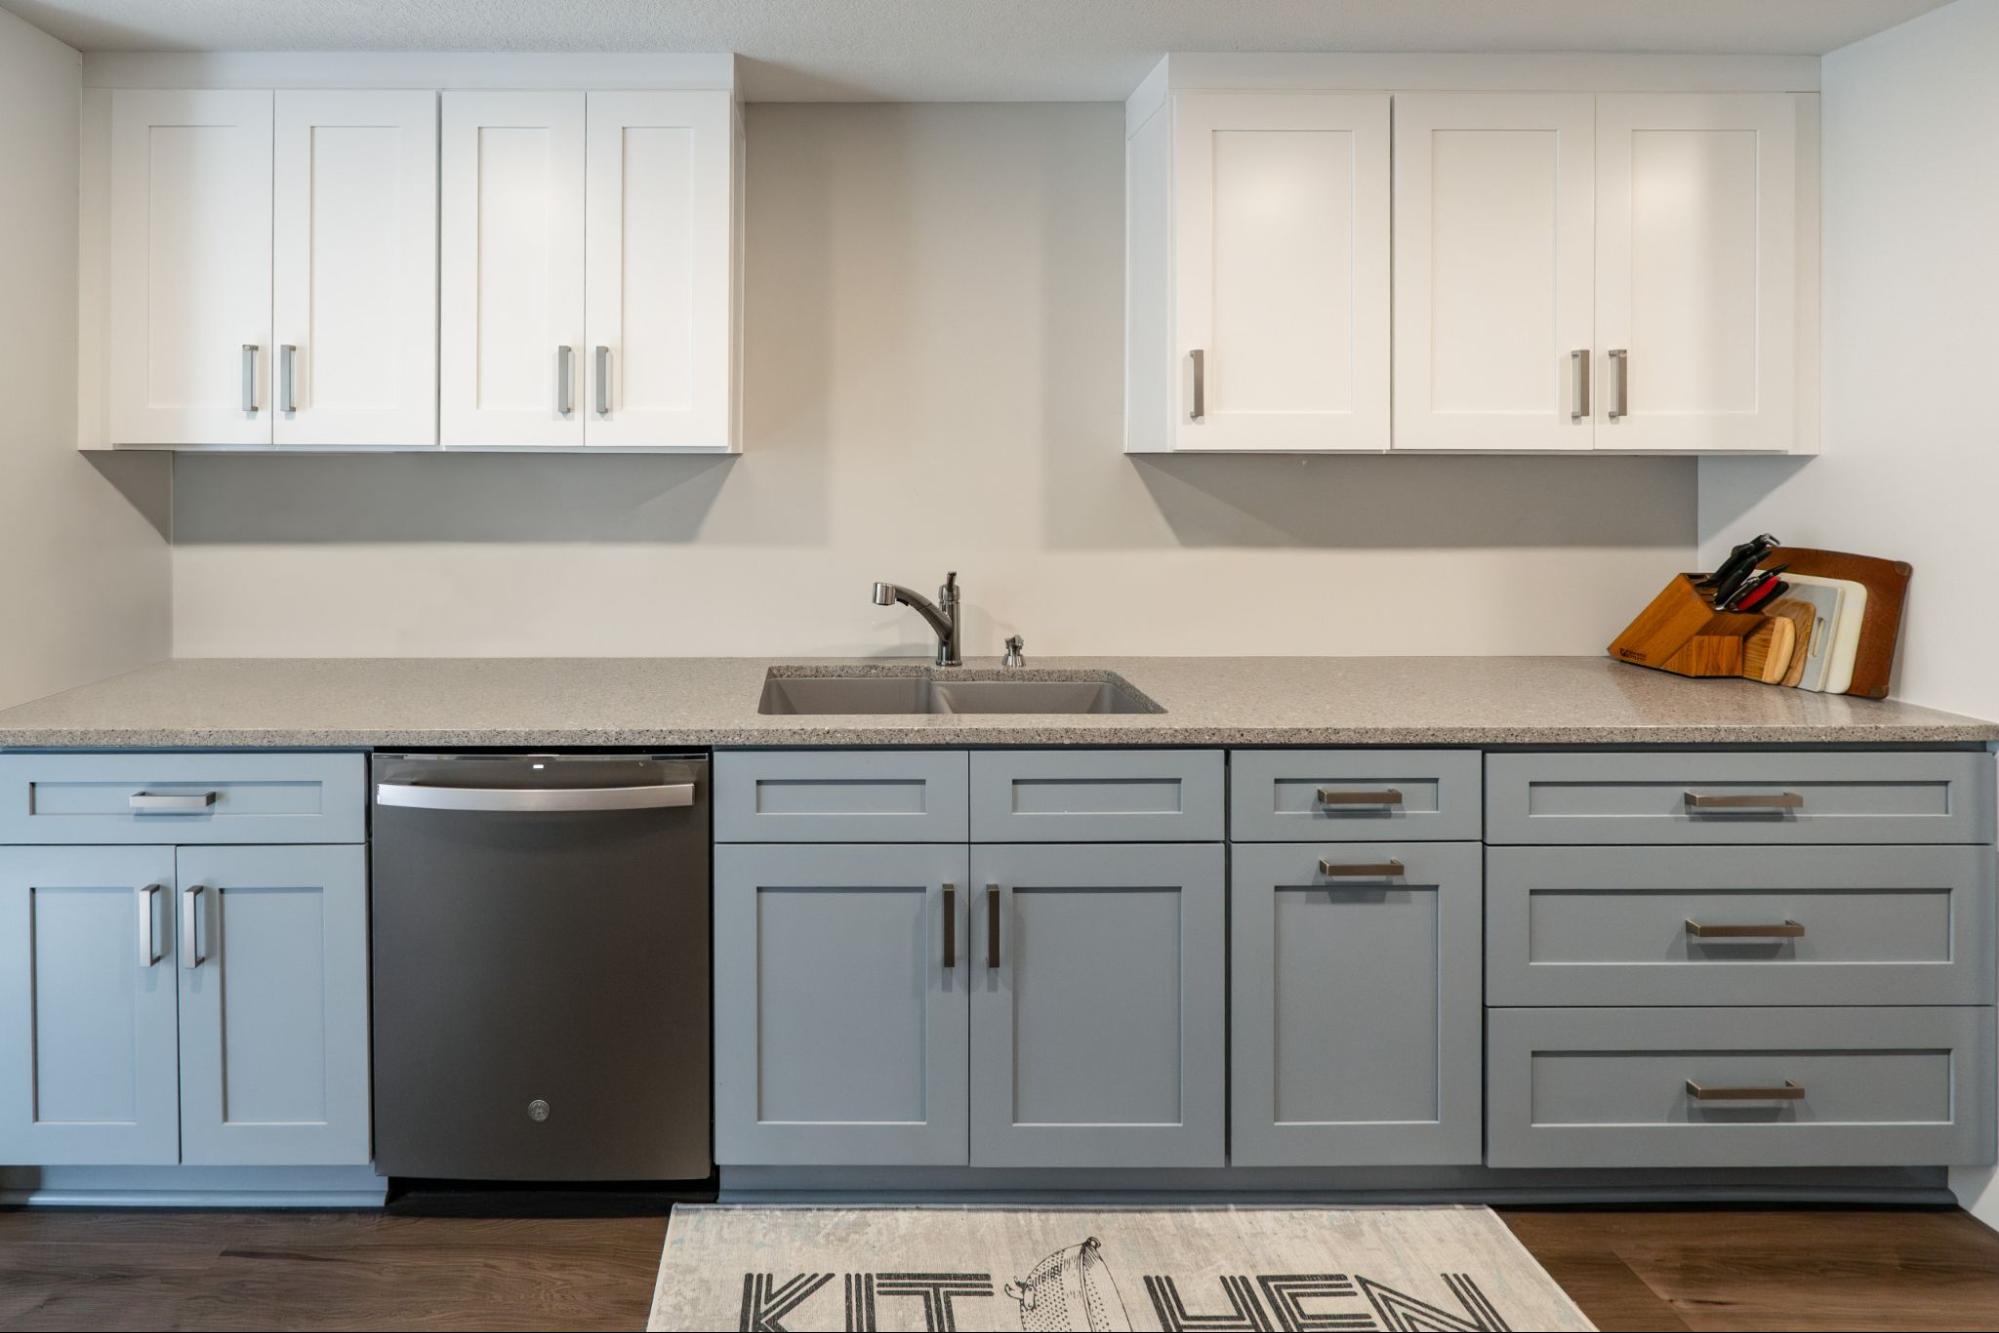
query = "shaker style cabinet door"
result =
(107, 90, 274, 447)
(584, 92, 736, 449)
(714, 844, 970, 1166)
(1594, 94, 1798, 452)
(273, 91, 438, 447)
(1231, 842, 1483, 1166)
(1171, 92, 1391, 452)
(440, 91, 587, 447)
(0, 847, 181, 1165)
(1393, 94, 1596, 452)
(174, 844, 371, 1166)
(968, 843, 1226, 1168)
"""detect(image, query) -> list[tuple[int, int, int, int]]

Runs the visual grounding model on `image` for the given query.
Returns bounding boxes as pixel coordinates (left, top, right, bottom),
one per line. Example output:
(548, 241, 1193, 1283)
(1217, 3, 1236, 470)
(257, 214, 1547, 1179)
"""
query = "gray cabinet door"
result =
(714, 751, 969, 843)
(969, 751, 1224, 842)
(1487, 845, 1996, 1007)
(175, 844, 372, 1166)
(968, 843, 1225, 1167)
(1231, 842, 1483, 1166)
(0, 846, 181, 1165)
(715, 843, 970, 1165)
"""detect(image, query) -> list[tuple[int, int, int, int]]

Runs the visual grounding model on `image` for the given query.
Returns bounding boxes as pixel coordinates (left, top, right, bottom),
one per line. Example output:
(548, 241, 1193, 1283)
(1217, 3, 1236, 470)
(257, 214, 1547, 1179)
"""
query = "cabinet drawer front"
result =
(1487, 1006, 1995, 1169)
(1486, 750, 1994, 845)
(714, 751, 968, 843)
(970, 750, 1222, 842)
(1231, 749, 1480, 841)
(1487, 846, 1996, 1007)
(0, 753, 366, 846)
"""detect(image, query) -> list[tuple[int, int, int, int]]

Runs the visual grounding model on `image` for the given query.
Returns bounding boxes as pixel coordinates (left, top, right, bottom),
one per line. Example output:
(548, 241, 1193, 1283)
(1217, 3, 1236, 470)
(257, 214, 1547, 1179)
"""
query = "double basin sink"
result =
(758, 669, 1162, 715)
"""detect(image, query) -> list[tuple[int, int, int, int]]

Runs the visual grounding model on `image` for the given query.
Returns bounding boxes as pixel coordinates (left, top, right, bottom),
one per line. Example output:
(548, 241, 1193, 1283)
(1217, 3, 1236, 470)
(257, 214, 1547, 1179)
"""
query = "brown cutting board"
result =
(1766, 597, 1817, 688)
(1758, 549, 1911, 698)
(1741, 616, 1796, 684)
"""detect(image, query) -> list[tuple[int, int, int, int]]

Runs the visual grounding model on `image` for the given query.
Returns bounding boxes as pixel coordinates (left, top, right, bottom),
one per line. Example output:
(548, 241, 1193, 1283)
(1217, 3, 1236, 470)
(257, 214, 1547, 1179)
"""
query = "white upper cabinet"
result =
(1594, 94, 1798, 452)
(441, 89, 739, 450)
(108, 90, 274, 447)
(584, 92, 736, 449)
(1393, 94, 1596, 452)
(1130, 92, 1391, 453)
(440, 92, 587, 448)
(273, 91, 438, 447)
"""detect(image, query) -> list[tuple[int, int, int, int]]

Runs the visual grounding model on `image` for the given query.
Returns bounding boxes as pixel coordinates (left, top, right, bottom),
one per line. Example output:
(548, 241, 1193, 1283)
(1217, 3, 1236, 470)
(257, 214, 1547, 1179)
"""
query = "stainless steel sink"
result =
(757, 671, 1162, 715)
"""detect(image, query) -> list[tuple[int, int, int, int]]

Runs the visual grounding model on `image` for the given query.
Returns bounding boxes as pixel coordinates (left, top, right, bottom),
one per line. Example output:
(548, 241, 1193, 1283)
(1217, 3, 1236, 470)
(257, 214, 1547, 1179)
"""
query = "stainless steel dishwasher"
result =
(370, 752, 710, 1181)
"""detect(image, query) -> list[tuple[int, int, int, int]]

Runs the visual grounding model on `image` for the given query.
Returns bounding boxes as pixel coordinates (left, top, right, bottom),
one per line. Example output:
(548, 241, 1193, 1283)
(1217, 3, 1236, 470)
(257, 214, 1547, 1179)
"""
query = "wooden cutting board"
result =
(1741, 615, 1797, 684)
(1766, 597, 1817, 688)
(1758, 549, 1911, 698)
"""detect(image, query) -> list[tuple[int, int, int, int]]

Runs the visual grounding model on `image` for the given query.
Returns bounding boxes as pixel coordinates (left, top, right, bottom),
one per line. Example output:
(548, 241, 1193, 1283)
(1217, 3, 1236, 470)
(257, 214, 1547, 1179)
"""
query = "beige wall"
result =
(171, 102, 1695, 658)
(1695, 0, 1999, 1224)
(0, 10, 170, 709)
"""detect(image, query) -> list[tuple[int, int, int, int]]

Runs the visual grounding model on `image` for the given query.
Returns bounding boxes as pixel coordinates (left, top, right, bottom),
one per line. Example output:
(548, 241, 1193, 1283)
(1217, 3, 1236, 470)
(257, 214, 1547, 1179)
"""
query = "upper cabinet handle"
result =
(1188, 349, 1206, 422)
(1570, 349, 1590, 422)
(1608, 348, 1629, 421)
(557, 345, 575, 416)
(280, 344, 297, 414)
(241, 344, 259, 413)
(594, 346, 611, 416)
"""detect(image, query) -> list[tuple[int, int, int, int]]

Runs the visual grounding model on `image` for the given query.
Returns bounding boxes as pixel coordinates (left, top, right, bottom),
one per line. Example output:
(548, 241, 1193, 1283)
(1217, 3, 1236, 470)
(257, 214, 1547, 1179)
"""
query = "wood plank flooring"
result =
(1, 1205, 1996, 1331)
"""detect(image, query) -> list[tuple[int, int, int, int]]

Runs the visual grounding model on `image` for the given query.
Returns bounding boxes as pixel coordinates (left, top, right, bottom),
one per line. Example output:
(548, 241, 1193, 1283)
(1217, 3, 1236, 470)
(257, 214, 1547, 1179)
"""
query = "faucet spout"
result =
(871, 572, 962, 666)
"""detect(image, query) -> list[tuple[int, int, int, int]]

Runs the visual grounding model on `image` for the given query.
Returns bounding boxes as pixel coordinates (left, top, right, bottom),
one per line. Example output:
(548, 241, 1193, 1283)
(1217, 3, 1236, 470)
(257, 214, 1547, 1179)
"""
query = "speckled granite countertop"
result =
(0, 656, 1991, 749)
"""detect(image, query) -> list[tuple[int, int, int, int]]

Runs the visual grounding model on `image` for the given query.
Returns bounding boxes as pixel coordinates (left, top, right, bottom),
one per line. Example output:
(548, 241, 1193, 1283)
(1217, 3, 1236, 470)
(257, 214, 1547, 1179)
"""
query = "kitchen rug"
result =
(648, 1205, 1594, 1331)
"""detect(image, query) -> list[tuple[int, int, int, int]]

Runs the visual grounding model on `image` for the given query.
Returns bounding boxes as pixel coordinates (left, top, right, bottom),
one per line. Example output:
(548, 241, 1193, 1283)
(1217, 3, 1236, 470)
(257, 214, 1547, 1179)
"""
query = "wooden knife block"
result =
(1608, 574, 1779, 679)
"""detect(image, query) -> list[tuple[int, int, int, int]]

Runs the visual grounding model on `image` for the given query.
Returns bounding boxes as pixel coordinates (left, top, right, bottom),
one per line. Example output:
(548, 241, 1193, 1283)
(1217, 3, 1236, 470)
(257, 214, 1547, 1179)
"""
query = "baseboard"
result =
(0, 1163, 388, 1208)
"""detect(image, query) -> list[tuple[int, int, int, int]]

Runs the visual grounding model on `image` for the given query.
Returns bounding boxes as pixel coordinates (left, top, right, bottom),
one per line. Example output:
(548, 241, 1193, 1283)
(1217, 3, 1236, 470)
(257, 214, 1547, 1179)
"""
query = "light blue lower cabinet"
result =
(1230, 842, 1484, 1166)
(175, 845, 371, 1167)
(969, 843, 1226, 1168)
(0, 846, 183, 1166)
(715, 843, 971, 1166)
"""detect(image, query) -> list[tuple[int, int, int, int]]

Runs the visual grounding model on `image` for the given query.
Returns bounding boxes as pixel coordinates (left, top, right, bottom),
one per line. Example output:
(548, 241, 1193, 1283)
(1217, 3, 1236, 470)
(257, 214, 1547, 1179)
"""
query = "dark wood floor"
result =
(2, 1205, 1996, 1331)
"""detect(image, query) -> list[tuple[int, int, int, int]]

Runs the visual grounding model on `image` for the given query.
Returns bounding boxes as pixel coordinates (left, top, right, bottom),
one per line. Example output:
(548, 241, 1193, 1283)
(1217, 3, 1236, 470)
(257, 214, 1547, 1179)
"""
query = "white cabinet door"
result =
(1394, 94, 1596, 452)
(273, 91, 438, 447)
(108, 90, 273, 447)
(1595, 94, 1798, 452)
(1172, 93, 1390, 452)
(440, 91, 586, 447)
(584, 92, 735, 450)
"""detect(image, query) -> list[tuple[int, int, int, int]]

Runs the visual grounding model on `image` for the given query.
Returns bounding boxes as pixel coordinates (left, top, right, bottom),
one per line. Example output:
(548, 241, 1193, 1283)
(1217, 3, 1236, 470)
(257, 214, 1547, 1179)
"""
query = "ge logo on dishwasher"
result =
(527, 1099, 551, 1122)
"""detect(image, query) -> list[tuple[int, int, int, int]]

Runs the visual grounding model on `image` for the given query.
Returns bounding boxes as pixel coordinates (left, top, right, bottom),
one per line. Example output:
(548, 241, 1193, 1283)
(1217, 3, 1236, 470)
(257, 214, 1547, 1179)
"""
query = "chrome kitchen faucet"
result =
(872, 571, 961, 667)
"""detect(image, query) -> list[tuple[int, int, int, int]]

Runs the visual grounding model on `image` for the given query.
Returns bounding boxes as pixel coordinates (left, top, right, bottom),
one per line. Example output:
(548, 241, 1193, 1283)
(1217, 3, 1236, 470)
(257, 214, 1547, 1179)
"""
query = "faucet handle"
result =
(1003, 635, 1025, 668)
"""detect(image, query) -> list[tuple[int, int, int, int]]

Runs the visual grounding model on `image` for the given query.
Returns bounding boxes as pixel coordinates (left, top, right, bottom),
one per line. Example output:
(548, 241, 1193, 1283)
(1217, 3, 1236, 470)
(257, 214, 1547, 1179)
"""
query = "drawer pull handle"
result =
(129, 791, 218, 813)
(986, 884, 1001, 970)
(1316, 787, 1403, 807)
(942, 884, 956, 969)
(1318, 859, 1405, 878)
(1686, 919, 1805, 939)
(1685, 791, 1804, 811)
(1686, 1079, 1804, 1102)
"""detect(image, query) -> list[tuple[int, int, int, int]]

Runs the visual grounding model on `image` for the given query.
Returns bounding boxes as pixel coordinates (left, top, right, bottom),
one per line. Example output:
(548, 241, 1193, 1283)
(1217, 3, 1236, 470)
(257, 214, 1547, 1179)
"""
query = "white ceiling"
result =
(3, 0, 1954, 100)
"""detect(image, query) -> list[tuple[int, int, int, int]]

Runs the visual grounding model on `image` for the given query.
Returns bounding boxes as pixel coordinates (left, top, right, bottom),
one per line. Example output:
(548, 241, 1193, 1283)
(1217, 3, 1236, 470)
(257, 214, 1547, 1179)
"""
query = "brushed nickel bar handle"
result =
(1685, 791, 1805, 811)
(557, 345, 575, 416)
(986, 883, 1001, 970)
(280, 344, 297, 414)
(129, 791, 217, 813)
(1316, 787, 1403, 807)
(241, 344, 259, 413)
(1687, 919, 1805, 939)
(1318, 859, 1406, 878)
(1571, 348, 1590, 421)
(1608, 347, 1629, 420)
(137, 884, 162, 967)
(181, 885, 206, 970)
(594, 345, 611, 416)
(1188, 348, 1205, 422)
(1686, 1079, 1804, 1102)
(942, 884, 956, 969)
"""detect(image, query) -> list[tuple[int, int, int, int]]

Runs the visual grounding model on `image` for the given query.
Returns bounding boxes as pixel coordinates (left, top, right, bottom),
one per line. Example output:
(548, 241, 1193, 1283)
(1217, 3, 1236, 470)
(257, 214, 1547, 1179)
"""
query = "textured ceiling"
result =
(2, 0, 1953, 100)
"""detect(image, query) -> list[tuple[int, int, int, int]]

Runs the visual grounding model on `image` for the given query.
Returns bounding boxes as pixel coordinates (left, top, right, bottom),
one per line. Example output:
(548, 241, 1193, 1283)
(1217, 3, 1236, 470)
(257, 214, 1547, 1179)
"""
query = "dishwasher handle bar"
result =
(376, 782, 695, 813)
